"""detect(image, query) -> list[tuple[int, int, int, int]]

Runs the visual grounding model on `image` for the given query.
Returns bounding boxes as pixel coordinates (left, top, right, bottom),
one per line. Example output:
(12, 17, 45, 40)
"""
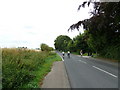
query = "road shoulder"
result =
(41, 61, 70, 88)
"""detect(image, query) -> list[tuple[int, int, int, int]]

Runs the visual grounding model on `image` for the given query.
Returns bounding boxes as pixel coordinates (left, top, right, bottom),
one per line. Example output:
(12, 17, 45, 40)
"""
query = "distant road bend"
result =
(57, 52, 118, 88)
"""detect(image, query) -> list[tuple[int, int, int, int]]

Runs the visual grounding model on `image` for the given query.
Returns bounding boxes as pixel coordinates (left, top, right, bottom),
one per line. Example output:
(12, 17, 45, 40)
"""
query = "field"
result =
(2, 48, 61, 88)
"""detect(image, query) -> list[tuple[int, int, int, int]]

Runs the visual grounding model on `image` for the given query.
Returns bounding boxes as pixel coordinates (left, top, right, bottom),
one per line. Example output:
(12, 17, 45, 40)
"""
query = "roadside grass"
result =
(94, 56, 118, 63)
(82, 53, 88, 56)
(21, 53, 62, 88)
(71, 52, 79, 55)
(2, 48, 61, 88)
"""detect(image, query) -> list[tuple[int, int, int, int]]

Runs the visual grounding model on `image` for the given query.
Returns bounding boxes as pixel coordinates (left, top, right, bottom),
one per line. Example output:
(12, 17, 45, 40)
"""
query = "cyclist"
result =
(67, 51, 70, 58)
(80, 50, 83, 56)
(62, 51, 65, 59)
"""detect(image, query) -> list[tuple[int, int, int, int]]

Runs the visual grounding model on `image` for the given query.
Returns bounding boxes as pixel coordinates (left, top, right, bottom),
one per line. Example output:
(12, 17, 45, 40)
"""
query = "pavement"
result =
(41, 61, 70, 88)
(57, 52, 118, 88)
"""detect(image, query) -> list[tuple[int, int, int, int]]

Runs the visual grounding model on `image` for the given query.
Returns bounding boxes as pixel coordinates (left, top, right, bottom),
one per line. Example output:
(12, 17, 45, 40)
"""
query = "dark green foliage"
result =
(54, 32, 93, 55)
(67, 40, 75, 52)
(69, 2, 120, 60)
(72, 32, 91, 54)
(54, 35, 72, 51)
(40, 43, 54, 51)
(99, 44, 120, 60)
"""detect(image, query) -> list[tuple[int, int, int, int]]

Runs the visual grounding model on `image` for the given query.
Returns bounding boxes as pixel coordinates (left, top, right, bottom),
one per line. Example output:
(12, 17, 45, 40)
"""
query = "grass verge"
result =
(94, 56, 118, 63)
(71, 52, 79, 55)
(22, 53, 62, 88)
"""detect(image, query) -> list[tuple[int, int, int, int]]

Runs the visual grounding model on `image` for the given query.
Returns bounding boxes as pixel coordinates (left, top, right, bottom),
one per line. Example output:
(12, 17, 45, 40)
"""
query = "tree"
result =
(40, 43, 53, 51)
(72, 32, 92, 54)
(54, 35, 72, 51)
(69, 1, 120, 60)
(67, 40, 75, 52)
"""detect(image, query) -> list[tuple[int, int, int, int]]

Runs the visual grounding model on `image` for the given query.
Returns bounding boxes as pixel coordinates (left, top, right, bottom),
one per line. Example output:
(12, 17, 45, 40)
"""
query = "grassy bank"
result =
(22, 53, 61, 88)
(2, 48, 61, 88)
(94, 56, 118, 63)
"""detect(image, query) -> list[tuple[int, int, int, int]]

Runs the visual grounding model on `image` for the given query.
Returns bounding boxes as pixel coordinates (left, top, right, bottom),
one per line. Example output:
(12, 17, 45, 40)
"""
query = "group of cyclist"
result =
(62, 51, 70, 59)
(62, 50, 83, 59)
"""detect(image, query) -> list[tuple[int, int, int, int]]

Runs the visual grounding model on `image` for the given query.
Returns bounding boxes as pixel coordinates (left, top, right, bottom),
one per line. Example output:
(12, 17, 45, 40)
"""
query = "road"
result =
(57, 52, 118, 88)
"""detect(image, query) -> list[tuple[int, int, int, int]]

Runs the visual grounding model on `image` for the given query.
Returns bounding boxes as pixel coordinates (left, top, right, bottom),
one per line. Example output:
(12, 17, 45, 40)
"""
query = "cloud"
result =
(0, 0, 93, 49)
(24, 26, 33, 29)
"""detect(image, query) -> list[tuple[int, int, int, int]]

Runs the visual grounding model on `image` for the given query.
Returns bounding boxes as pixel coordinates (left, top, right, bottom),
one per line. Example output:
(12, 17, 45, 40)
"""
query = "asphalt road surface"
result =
(57, 52, 118, 88)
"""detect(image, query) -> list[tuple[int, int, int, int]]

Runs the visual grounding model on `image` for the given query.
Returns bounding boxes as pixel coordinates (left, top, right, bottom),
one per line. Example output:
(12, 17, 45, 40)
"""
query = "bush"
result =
(2, 48, 50, 88)
(40, 43, 54, 51)
(99, 44, 120, 61)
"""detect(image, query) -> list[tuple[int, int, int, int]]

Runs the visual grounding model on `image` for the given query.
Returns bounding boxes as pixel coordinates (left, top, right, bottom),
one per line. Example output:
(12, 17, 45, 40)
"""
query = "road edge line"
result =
(56, 53, 64, 61)
(62, 58, 72, 88)
(56, 53, 71, 88)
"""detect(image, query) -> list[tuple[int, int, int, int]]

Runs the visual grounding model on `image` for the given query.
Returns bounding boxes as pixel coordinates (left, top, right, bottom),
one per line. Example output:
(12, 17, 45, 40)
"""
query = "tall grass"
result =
(22, 52, 62, 88)
(2, 48, 57, 88)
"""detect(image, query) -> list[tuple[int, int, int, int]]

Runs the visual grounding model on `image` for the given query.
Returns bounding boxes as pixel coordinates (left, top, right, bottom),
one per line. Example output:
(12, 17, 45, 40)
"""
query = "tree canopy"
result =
(54, 33, 93, 55)
(68, 2, 120, 60)
(54, 35, 72, 51)
(40, 43, 54, 51)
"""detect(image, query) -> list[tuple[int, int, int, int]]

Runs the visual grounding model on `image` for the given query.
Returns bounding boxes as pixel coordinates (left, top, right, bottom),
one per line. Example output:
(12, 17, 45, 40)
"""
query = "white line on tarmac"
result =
(79, 60, 87, 64)
(59, 55, 64, 61)
(92, 66, 118, 78)
(57, 53, 64, 61)
(62, 57, 64, 61)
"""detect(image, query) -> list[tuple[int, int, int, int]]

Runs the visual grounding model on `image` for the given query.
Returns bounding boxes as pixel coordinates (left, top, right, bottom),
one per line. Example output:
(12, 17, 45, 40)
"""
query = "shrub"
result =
(40, 43, 53, 51)
(99, 44, 120, 61)
(2, 48, 49, 88)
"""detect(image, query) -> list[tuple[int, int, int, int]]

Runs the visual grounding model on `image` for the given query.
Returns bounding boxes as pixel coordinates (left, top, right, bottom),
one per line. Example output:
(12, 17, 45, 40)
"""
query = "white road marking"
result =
(92, 66, 118, 78)
(60, 56, 64, 61)
(79, 60, 87, 64)
(58, 54, 64, 61)
(62, 57, 64, 61)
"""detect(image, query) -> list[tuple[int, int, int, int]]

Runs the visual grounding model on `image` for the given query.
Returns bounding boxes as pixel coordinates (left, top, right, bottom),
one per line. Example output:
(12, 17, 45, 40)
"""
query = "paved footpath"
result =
(41, 61, 70, 88)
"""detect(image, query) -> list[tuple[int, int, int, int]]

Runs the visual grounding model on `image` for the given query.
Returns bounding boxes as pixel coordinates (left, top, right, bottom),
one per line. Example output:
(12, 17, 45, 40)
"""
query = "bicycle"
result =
(62, 53, 65, 59)
(67, 53, 70, 58)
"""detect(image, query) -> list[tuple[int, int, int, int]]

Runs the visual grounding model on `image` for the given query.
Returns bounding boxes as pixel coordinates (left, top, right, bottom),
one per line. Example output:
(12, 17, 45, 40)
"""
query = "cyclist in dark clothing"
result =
(67, 51, 70, 58)
(62, 51, 65, 59)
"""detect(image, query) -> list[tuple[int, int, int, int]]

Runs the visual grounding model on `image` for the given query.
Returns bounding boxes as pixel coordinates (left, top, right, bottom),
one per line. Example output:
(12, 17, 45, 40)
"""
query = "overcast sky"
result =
(0, 0, 93, 49)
